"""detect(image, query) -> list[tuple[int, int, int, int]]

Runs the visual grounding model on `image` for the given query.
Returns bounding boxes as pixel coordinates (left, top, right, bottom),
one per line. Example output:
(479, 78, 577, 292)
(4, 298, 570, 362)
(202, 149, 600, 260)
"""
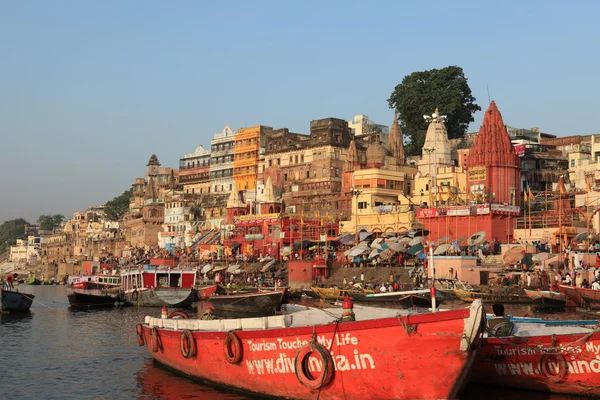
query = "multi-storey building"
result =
(261, 118, 354, 220)
(9, 236, 40, 263)
(233, 125, 271, 191)
(179, 145, 211, 196)
(209, 125, 235, 194)
(129, 155, 178, 214)
(159, 192, 195, 249)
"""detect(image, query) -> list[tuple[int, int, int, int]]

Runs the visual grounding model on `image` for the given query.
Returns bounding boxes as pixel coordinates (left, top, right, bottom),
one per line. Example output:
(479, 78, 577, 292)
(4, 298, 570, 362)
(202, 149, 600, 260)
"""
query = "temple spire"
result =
(388, 114, 405, 165)
(227, 180, 245, 208)
(345, 139, 359, 172)
(262, 176, 276, 203)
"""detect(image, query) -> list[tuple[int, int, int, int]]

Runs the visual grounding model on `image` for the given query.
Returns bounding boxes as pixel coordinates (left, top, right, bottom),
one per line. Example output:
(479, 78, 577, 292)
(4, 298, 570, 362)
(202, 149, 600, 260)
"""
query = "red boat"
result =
(473, 319, 600, 396)
(70, 275, 121, 290)
(136, 299, 484, 399)
(121, 265, 198, 307)
(559, 284, 600, 309)
(196, 284, 224, 300)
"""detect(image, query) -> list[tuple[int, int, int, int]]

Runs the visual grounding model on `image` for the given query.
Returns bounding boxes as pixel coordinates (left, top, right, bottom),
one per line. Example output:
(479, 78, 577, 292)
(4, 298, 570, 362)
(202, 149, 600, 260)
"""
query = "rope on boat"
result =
(18, 292, 57, 309)
(492, 329, 600, 355)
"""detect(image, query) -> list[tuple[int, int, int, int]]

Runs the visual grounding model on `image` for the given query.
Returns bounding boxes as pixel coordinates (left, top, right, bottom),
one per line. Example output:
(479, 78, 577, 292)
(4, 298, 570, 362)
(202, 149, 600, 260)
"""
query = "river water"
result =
(0, 285, 590, 399)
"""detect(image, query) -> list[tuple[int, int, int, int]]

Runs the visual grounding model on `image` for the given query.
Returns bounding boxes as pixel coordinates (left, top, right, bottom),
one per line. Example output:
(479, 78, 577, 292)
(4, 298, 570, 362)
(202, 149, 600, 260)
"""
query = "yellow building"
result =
(413, 166, 468, 207)
(233, 126, 271, 191)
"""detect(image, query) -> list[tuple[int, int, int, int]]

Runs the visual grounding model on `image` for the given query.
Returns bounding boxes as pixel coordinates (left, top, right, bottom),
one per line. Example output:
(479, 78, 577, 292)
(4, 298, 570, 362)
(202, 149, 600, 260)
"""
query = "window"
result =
(284, 173, 288, 181)
(358, 202, 367, 209)
(571, 159, 575, 167)
(313, 169, 317, 178)
(301, 155, 304, 163)
(277, 159, 280, 165)
(306, 171, 310, 179)
(269, 160, 272, 167)
(322, 168, 327, 177)
(335, 168, 339, 177)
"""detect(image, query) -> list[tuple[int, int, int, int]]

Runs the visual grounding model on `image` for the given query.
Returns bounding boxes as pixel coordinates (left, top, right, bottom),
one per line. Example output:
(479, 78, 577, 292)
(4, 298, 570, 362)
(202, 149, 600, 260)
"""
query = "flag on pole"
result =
(524, 189, 528, 203)
(587, 180, 592, 192)
(528, 187, 535, 201)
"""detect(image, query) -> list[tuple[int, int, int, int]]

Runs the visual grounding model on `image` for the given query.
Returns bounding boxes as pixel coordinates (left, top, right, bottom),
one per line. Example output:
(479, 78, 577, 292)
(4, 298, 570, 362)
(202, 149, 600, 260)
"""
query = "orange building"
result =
(233, 125, 271, 190)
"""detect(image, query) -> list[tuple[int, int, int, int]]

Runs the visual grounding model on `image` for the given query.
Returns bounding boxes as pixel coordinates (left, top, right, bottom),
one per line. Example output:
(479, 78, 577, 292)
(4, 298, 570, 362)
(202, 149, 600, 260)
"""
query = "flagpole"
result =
(528, 187, 532, 237)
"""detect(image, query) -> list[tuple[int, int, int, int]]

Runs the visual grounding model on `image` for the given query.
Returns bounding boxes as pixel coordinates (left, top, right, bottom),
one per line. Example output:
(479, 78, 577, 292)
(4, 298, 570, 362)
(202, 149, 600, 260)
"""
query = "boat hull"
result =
(140, 306, 481, 399)
(125, 288, 197, 308)
(454, 289, 532, 304)
(1, 290, 34, 312)
(559, 284, 600, 309)
(208, 289, 287, 318)
(67, 292, 118, 309)
(524, 289, 567, 309)
(474, 331, 600, 396)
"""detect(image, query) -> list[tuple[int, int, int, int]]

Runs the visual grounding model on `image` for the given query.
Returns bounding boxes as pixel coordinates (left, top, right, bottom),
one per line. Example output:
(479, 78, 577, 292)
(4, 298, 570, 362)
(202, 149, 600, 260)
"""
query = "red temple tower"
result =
(417, 101, 522, 244)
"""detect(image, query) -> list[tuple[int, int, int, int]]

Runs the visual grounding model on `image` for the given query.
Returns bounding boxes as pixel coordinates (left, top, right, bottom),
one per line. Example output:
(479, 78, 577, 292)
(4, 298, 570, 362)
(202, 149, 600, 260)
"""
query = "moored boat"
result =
(121, 265, 198, 307)
(473, 319, 600, 396)
(196, 284, 224, 300)
(207, 289, 288, 318)
(70, 275, 121, 290)
(26, 278, 41, 285)
(524, 289, 568, 309)
(137, 299, 484, 399)
(1, 289, 34, 313)
(311, 287, 373, 301)
(559, 284, 600, 309)
(454, 289, 532, 304)
(349, 291, 445, 308)
(67, 291, 119, 309)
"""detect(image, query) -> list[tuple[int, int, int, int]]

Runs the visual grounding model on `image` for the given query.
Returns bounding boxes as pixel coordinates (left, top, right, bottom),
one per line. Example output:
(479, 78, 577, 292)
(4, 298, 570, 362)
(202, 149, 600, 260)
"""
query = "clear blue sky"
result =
(1, 1, 598, 224)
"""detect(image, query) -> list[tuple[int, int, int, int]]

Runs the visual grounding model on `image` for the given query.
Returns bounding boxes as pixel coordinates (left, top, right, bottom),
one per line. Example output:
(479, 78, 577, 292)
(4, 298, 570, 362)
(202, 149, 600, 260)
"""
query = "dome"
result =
(366, 142, 389, 164)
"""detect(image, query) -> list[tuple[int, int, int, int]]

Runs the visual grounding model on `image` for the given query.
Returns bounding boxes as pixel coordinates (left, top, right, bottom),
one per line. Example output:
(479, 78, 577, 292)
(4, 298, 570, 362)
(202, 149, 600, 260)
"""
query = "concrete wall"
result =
(288, 260, 314, 289)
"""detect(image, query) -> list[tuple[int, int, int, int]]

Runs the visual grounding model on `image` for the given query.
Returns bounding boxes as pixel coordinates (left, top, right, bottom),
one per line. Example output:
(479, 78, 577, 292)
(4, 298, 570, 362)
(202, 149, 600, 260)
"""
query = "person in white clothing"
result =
(380, 284, 387, 293)
(592, 280, 600, 290)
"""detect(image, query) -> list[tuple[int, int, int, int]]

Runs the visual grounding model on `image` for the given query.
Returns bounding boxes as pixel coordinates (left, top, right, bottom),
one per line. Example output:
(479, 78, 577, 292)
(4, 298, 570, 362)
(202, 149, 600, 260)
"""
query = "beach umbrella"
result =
(370, 238, 385, 248)
(455, 237, 468, 246)
(434, 243, 452, 255)
(280, 247, 292, 256)
(417, 251, 426, 260)
(502, 246, 526, 265)
(359, 231, 375, 241)
(573, 232, 589, 243)
(408, 244, 424, 255)
(348, 247, 368, 257)
(434, 236, 451, 247)
(532, 252, 550, 262)
(389, 243, 406, 252)
(338, 234, 356, 246)
(409, 236, 423, 246)
(379, 248, 396, 261)
(368, 249, 382, 259)
(468, 231, 486, 246)
(399, 237, 412, 245)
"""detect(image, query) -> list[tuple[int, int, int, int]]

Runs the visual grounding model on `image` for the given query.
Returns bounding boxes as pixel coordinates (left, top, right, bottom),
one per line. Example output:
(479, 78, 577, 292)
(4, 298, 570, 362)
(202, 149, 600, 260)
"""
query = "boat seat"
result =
(487, 321, 515, 337)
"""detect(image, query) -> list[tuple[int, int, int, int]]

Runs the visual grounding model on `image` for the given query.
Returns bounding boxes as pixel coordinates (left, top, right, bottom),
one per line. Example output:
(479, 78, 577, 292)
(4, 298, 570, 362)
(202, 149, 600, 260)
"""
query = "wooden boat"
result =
(207, 289, 288, 318)
(121, 265, 198, 307)
(311, 287, 373, 301)
(453, 289, 532, 304)
(137, 300, 484, 399)
(349, 292, 445, 308)
(473, 319, 600, 396)
(196, 284, 224, 300)
(524, 289, 567, 309)
(301, 288, 320, 299)
(26, 278, 41, 285)
(1, 289, 34, 313)
(67, 291, 119, 309)
(559, 284, 600, 309)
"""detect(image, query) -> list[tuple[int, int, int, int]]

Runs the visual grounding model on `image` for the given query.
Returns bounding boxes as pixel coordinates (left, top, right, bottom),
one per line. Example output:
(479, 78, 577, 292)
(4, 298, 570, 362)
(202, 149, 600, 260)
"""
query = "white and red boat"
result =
(136, 299, 484, 399)
(473, 318, 600, 396)
(70, 275, 121, 290)
(121, 265, 198, 307)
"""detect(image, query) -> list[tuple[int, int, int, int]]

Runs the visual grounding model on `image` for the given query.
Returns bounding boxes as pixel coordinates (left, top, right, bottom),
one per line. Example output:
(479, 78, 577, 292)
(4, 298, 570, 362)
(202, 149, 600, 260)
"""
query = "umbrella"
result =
(370, 238, 385, 248)
(280, 247, 292, 256)
(389, 243, 406, 252)
(418, 251, 426, 260)
(368, 249, 382, 259)
(455, 237, 468, 246)
(379, 249, 396, 261)
(434, 236, 451, 247)
(468, 231, 486, 246)
(338, 234, 356, 246)
(502, 246, 526, 265)
(409, 236, 423, 246)
(532, 252, 550, 262)
(399, 237, 412, 245)
(359, 231, 375, 241)
(573, 232, 589, 243)
(408, 244, 424, 255)
(348, 247, 368, 257)
(434, 243, 452, 255)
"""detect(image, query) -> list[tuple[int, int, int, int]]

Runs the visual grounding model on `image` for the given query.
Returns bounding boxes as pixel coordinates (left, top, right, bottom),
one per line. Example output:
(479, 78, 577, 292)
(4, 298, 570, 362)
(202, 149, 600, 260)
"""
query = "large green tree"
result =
(0, 218, 29, 253)
(387, 65, 481, 155)
(37, 214, 65, 230)
(104, 188, 133, 220)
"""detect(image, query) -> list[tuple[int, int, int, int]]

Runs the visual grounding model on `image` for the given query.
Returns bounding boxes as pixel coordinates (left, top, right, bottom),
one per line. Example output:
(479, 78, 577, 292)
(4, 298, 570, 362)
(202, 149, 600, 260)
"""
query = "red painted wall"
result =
(423, 214, 515, 244)
(288, 260, 314, 288)
(181, 273, 195, 288)
(150, 258, 177, 267)
(143, 273, 155, 288)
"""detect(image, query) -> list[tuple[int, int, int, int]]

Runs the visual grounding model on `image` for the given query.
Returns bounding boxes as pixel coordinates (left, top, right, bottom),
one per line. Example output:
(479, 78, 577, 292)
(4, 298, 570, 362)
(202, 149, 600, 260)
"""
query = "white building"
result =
(9, 236, 40, 264)
(210, 125, 236, 194)
(348, 115, 390, 147)
(159, 196, 194, 249)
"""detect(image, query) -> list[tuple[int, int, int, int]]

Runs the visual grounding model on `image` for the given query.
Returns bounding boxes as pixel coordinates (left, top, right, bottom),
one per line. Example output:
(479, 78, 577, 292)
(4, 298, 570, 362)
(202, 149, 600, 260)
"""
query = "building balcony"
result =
(233, 159, 258, 169)
(234, 144, 259, 153)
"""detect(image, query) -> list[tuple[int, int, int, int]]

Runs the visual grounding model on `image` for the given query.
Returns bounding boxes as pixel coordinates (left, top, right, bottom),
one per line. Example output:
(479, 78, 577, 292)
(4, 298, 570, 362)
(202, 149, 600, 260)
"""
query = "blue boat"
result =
(1, 290, 34, 313)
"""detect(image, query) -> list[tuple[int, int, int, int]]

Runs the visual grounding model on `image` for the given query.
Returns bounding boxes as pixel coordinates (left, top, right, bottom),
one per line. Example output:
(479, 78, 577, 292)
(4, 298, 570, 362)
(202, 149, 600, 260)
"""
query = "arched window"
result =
(269, 206, 274, 213)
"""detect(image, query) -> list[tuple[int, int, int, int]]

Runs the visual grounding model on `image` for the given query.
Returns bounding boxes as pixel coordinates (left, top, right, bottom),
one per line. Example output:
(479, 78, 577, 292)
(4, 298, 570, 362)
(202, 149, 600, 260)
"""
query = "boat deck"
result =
(144, 304, 410, 332)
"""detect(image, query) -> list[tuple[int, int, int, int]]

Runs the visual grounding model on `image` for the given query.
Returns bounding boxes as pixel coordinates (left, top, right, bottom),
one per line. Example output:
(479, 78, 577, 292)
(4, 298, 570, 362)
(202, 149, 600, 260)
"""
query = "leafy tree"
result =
(104, 188, 133, 220)
(387, 65, 481, 155)
(37, 214, 65, 231)
(0, 218, 29, 253)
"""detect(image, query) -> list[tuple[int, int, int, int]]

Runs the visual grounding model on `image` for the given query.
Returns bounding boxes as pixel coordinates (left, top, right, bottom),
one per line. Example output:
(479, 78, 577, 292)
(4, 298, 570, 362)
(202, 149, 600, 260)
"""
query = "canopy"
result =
(369, 249, 382, 259)
(399, 237, 412, 245)
(434, 243, 452, 255)
(573, 232, 589, 243)
(261, 259, 276, 272)
(379, 248, 396, 261)
(434, 236, 451, 247)
(409, 236, 423, 246)
(370, 238, 385, 249)
(213, 265, 228, 272)
(502, 246, 526, 265)
(468, 231, 486, 246)
(200, 264, 213, 274)
(338, 234, 356, 245)
(532, 252, 550, 262)
(348, 247, 368, 257)
(389, 243, 406, 252)
(407, 244, 424, 255)
(359, 231, 375, 242)
(227, 264, 241, 273)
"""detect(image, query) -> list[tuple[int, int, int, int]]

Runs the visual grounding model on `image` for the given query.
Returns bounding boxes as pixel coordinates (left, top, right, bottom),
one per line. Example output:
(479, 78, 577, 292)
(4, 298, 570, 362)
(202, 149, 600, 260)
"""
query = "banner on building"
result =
(491, 204, 521, 214)
(447, 206, 470, 216)
(377, 205, 394, 213)
(514, 144, 526, 157)
(416, 208, 438, 218)
(468, 167, 486, 182)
